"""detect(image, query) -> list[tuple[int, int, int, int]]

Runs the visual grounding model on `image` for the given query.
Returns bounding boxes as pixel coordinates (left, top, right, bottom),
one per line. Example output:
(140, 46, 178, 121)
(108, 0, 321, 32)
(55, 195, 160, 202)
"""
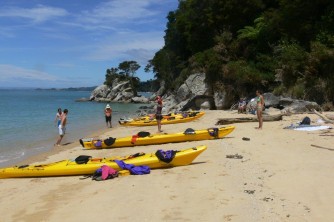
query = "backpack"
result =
(300, 116, 311, 125)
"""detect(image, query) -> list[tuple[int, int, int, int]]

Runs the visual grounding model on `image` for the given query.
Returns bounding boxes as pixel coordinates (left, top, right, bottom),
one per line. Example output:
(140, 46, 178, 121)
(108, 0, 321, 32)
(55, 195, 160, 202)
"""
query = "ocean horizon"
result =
(0, 89, 147, 167)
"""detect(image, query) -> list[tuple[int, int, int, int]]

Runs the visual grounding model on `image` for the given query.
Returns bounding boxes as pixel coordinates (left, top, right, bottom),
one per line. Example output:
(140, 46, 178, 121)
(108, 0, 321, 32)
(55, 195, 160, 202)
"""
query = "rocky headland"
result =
(89, 73, 321, 115)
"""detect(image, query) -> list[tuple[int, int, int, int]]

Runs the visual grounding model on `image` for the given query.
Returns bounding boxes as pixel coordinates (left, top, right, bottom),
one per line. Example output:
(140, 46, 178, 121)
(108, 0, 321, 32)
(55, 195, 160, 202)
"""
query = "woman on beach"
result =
(256, 90, 265, 129)
(156, 96, 163, 132)
(55, 108, 62, 127)
(105, 104, 112, 128)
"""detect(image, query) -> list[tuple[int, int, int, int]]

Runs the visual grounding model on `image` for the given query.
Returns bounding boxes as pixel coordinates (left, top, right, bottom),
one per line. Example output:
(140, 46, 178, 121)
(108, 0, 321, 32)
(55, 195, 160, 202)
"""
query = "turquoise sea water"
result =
(0, 89, 144, 167)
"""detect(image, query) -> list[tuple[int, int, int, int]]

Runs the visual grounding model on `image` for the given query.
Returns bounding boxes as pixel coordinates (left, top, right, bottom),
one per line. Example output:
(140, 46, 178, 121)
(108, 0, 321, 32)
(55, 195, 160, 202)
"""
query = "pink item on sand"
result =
(101, 165, 117, 180)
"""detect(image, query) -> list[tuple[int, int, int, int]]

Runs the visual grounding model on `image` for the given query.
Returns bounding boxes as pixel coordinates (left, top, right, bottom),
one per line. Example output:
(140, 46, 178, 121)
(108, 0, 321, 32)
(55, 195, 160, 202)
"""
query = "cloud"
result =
(62, 0, 169, 31)
(0, 4, 68, 23)
(0, 64, 59, 81)
(86, 31, 164, 64)
(80, 0, 157, 25)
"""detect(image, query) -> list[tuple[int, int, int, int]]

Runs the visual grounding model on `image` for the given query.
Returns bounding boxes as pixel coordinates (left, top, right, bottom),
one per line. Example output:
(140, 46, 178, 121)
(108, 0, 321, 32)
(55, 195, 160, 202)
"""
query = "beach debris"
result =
(216, 114, 283, 125)
(226, 154, 243, 159)
(244, 190, 255, 194)
(312, 109, 334, 124)
(310, 144, 334, 151)
(262, 197, 274, 202)
(304, 205, 311, 213)
(242, 137, 250, 141)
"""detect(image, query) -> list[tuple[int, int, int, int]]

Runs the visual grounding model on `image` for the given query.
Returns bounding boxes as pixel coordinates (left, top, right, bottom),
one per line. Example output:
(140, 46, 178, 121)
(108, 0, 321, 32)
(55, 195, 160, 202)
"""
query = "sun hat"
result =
(105, 104, 111, 109)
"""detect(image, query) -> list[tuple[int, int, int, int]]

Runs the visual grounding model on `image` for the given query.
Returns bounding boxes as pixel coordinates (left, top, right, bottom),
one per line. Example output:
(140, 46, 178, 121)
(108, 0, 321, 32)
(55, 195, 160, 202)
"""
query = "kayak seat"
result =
(184, 128, 196, 135)
(75, 155, 92, 164)
(104, 137, 116, 146)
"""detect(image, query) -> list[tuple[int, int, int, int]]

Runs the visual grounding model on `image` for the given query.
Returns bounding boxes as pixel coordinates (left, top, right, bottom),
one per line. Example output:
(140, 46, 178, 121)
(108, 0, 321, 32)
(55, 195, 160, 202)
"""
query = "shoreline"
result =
(14, 123, 118, 167)
(1, 110, 333, 221)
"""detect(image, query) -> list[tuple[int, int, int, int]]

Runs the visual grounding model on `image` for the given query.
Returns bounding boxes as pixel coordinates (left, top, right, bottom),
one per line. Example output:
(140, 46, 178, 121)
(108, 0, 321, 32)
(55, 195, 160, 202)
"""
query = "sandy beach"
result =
(0, 110, 333, 222)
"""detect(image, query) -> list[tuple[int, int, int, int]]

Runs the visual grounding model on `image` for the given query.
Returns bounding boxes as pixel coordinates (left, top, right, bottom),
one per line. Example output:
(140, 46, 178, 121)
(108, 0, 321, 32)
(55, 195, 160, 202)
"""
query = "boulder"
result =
(162, 94, 179, 113)
(214, 91, 226, 110)
(90, 79, 137, 102)
(263, 93, 280, 107)
(279, 97, 294, 107)
(200, 101, 211, 110)
(282, 100, 320, 113)
(175, 73, 209, 103)
(90, 85, 110, 100)
(131, 96, 149, 103)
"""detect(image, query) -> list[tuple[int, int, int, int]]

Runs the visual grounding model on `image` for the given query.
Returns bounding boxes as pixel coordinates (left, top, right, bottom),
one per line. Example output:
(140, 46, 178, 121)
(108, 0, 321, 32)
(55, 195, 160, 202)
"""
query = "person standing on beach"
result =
(54, 108, 62, 127)
(55, 109, 68, 146)
(105, 104, 112, 128)
(255, 90, 265, 129)
(156, 96, 163, 132)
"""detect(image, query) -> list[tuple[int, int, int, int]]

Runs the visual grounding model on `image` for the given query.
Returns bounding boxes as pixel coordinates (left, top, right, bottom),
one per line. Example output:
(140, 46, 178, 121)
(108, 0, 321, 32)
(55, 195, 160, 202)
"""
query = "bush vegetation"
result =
(145, 0, 334, 105)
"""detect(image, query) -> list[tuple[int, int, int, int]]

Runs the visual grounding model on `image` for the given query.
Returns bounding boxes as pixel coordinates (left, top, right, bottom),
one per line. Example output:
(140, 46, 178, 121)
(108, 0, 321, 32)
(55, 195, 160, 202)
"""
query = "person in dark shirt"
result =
(156, 96, 163, 132)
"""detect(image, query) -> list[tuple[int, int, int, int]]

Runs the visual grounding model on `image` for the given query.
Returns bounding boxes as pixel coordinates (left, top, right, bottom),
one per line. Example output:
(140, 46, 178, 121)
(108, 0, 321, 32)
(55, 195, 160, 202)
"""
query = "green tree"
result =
(118, 61, 141, 96)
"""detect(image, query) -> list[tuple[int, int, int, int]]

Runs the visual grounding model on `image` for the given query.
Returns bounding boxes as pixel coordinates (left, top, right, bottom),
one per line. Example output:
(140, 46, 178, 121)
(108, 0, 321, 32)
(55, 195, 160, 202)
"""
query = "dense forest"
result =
(145, 0, 334, 106)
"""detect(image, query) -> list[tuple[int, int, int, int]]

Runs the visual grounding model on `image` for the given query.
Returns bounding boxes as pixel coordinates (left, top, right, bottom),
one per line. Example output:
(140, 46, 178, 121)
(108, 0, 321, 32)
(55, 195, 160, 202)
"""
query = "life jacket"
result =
(208, 128, 219, 138)
(114, 160, 150, 175)
(155, 150, 177, 163)
(92, 165, 118, 181)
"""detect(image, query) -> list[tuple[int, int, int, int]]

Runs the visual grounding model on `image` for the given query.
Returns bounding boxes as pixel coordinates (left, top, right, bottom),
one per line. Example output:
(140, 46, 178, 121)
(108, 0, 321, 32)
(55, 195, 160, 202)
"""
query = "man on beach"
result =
(104, 104, 112, 128)
(55, 109, 68, 146)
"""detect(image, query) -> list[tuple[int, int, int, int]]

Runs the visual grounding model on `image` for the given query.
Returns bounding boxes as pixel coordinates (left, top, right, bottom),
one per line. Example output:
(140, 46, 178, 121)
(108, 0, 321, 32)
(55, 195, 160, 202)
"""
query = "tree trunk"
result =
(312, 109, 334, 124)
(216, 114, 284, 125)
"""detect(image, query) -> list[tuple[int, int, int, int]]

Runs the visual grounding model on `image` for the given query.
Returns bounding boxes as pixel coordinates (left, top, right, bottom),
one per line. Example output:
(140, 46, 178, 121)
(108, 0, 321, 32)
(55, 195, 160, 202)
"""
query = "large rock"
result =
(214, 91, 226, 110)
(90, 85, 110, 100)
(282, 100, 320, 113)
(131, 96, 149, 103)
(200, 101, 211, 110)
(279, 97, 294, 107)
(175, 73, 209, 103)
(263, 93, 280, 107)
(90, 80, 134, 102)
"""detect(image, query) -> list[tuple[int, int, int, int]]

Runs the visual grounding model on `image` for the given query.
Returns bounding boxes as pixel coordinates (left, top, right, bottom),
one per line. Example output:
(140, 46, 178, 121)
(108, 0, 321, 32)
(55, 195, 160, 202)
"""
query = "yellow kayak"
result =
(0, 145, 207, 178)
(119, 111, 205, 126)
(80, 126, 235, 149)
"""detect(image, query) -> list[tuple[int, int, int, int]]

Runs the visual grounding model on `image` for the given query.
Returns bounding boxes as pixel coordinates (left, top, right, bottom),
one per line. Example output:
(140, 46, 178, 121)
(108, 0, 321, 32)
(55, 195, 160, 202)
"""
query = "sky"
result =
(0, 0, 179, 88)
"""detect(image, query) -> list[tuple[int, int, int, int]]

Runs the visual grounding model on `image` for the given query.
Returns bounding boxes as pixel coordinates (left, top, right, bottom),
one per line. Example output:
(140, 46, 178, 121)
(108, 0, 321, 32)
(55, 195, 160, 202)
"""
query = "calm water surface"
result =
(0, 89, 144, 167)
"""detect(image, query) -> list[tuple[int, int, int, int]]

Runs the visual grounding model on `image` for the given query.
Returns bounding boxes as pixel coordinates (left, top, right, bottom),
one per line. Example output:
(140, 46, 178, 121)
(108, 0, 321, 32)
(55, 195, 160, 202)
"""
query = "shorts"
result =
(105, 116, 112, 122)
(156, 114, 163, 121)
(58, 125, 66, 136)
